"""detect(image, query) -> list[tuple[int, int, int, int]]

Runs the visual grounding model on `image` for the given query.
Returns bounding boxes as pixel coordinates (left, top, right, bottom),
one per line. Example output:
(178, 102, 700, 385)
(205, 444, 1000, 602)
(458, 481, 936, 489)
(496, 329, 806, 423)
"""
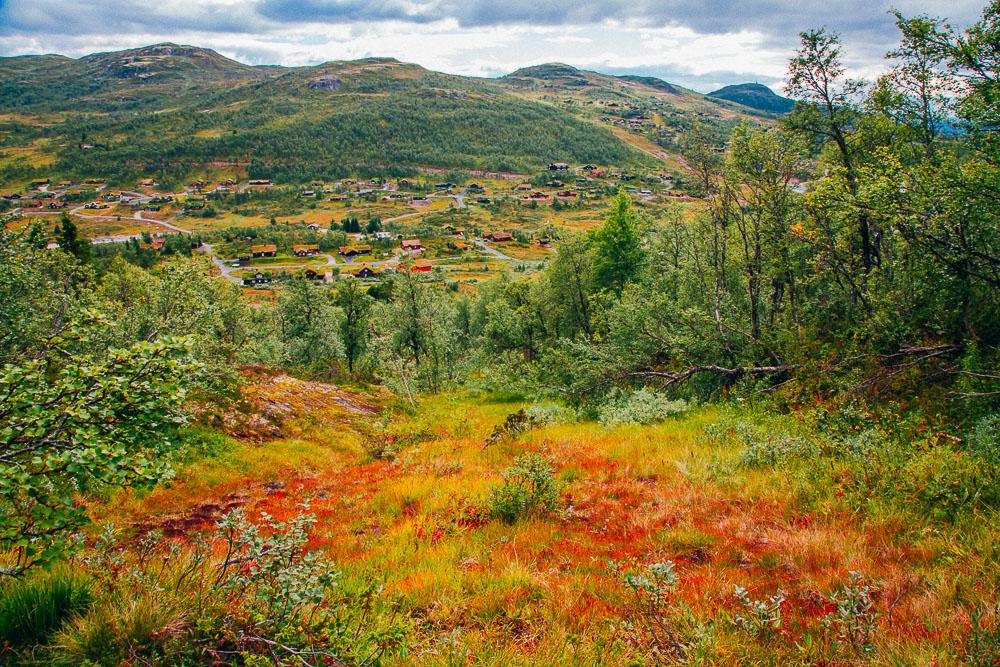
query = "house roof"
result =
(351, 263, 380, 276)
(292, 244, 319, 252)
(250, 244, 277, 253)
(401, 239, 423, 248)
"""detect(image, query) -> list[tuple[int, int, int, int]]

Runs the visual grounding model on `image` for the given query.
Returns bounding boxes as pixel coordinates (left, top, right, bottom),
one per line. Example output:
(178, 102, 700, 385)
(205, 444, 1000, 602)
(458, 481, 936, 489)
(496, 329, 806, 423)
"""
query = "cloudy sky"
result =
(0, 0, 986, 92)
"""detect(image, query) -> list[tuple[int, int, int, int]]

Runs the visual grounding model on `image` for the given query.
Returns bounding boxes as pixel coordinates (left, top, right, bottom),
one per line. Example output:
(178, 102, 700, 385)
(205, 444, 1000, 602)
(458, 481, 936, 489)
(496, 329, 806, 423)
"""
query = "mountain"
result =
(503, 63, 680, 97)
(503, 63, 592, 87)
(0, 44, 280, 111)
(614, 75, 679, 95)
(707, 83, 795, 114)
(0, 47, 770, 185)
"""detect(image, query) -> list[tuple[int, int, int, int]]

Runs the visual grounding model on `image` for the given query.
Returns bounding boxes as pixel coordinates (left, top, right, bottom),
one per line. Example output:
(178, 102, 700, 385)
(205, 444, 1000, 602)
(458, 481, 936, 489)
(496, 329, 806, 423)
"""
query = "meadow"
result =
(3, 373, 989, 665)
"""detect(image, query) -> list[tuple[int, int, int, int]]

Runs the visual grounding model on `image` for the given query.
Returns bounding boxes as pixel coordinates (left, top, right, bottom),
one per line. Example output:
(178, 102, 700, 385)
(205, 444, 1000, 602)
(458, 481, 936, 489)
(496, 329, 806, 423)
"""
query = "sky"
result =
(0, 0, 987, 93)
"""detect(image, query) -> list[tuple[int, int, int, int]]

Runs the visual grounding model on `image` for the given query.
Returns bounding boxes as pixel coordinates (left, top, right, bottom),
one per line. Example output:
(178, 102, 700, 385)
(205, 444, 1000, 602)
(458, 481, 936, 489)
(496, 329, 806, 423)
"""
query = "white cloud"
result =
(0, 0, 988, 92)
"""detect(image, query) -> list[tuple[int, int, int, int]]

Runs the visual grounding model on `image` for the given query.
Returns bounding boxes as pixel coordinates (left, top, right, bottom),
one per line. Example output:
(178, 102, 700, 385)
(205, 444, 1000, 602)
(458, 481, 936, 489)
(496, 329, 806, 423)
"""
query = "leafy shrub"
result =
(0, 314, 197, 574)
(705, 419, 816, 467)
(488, 454, 560, 523)
(610, 559, 715, 662)
(824, 571, 878, 656)
(899, 447, 996, 521)
(965, 603, 1000, 667)
(969, 413, 1000, 465)
(0, 567, 92, 648)
(732, 586, 785, 637)
(49, 508, 409, 665)
(598, 388, 688, 426)
(524, 402, 576, 426)
(806, 401, 874, 439)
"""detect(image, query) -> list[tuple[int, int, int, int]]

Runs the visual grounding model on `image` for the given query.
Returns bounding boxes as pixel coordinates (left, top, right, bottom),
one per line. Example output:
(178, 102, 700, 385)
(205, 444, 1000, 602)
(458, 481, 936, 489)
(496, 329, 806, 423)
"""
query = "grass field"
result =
(81, 379, 998, 665)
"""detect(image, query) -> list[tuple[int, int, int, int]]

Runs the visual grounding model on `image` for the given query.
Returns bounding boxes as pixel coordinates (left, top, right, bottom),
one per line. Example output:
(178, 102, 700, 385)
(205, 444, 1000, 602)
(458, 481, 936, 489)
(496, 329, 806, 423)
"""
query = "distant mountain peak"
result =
(707, 82, 794, 114)
(615, 74, 679, 95)
(504, 63, 586, 80)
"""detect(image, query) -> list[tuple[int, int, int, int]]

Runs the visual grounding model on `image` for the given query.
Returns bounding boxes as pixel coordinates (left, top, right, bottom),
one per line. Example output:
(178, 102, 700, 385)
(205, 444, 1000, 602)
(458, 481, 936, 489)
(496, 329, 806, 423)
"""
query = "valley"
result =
(1, 6, 999, 665)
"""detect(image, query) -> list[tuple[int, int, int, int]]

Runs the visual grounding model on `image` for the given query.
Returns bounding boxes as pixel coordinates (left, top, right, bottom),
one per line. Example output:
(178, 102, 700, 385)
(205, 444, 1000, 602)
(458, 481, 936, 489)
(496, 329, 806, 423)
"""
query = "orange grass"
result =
(89, 389, 999, 664)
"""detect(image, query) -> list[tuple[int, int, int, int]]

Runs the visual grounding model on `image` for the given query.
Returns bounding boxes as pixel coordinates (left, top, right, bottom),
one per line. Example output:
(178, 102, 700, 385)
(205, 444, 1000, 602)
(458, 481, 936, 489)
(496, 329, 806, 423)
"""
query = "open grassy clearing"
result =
(79, 378, 999, 666)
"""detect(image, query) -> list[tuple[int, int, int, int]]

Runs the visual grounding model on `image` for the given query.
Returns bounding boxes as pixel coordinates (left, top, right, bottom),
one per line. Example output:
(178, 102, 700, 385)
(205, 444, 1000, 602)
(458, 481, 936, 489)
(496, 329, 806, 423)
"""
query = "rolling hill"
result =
(707, 83, 795, 114)
(0, 46, 772, 185)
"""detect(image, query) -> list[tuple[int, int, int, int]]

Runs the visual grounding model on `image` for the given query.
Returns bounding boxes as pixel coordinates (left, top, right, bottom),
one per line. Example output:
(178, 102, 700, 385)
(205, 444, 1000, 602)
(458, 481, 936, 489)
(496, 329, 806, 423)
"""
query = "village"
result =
(1, 160, 697, 291)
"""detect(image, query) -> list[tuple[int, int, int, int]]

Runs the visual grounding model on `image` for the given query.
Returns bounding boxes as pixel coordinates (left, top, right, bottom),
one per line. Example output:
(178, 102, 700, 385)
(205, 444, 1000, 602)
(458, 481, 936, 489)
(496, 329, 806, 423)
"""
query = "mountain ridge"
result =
(707, 82, 795, 114)
(0, 45, 772, 184)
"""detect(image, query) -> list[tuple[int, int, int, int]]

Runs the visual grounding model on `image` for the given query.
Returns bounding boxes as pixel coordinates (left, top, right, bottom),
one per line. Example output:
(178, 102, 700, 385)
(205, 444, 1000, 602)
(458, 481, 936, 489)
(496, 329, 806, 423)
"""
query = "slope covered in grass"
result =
(0, 51, 656, 183)
(63, 384, 998, 666)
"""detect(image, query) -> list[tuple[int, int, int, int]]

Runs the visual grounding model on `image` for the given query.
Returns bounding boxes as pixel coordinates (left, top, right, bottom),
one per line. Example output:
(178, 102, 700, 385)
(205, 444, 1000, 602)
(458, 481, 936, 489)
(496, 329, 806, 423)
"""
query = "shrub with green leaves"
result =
(51, 508, 409, 665)
(524, 402, 577, 426)
(0, 313, 198, 575)
(610, 559, 715, 662)
(488, 454, 560, 523)
(732, 586, 785, 637)
(824, 571, 878, 656)
(705, 420, 815, 468)
(969, 413, 1000, 466)
(598, 388, 688, 426)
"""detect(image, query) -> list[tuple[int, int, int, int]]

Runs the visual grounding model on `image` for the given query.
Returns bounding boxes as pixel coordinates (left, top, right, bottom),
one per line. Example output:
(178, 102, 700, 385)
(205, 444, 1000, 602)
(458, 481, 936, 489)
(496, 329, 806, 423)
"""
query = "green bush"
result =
(488, 454, 560, 523)
(46, 511, 410, 665)
(824, 571, 878, 657)
(969, 413, 1000, 465)
(524, 402, 577, 426)
(598, 388, 688, 426)
(0, 567, 93, 648)
(732, 586, 785, 637)
(900, 448, 997, 521)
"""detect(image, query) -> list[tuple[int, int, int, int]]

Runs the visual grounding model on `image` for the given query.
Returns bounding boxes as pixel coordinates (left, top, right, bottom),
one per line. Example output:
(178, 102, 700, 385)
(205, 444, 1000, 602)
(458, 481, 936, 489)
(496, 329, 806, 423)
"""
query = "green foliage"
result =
(0, 567, 93, 648)
(46, 509, 409, 665)
(0, 313, 197, 574)
(732, 586, 785, 637)
(278, 278, 343, 373)
(969, 413, 1000, 465)
(591, 189, 644, 293)
(965, 603, 1000, 667)
(0, 232, 91, 360)
(54, 214, 90, 263)
(523, 402, 577, 426)
(488, 454, 560, 523)
(374, 271, 461, 394)
(597, 388, 688, 426)
(824, 571, 878, 657)
(336, 279, 374, 374)
(610, 559, 714, 662)
(706, 420, 817, 468)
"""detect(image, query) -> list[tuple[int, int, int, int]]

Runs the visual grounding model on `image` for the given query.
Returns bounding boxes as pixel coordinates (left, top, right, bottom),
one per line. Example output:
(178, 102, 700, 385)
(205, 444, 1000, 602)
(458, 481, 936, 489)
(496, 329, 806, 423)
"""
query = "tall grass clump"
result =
(0, 567, 93, 648)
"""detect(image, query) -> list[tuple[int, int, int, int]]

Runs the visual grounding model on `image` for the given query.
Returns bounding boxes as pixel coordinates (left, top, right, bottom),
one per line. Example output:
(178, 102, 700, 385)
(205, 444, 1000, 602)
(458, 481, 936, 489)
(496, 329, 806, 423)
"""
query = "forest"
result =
(1, 3, 999, 665)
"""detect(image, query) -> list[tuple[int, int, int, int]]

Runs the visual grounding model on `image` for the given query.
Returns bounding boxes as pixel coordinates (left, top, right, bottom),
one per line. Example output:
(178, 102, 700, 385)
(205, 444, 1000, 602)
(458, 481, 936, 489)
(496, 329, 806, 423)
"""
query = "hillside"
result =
(0, 48, 772, 185)
(615, 74, 680, 95)
(0, 44, 279, 112)
(0, 51, 665, 183)
(708, 82, 795, 114)
(502, 62, 688, 100)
